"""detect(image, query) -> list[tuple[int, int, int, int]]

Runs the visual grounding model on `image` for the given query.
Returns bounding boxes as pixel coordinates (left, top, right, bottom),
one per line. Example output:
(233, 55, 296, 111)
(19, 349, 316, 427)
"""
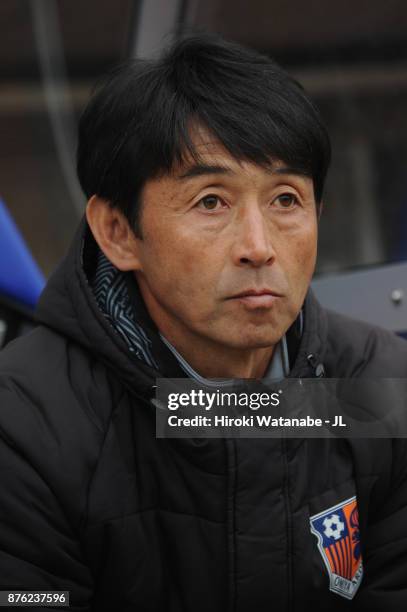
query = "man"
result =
(0, 33, 406, 612)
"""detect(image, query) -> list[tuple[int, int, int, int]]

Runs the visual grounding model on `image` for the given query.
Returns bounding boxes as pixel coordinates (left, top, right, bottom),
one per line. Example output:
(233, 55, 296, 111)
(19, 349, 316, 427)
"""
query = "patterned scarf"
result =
(92, 249, 158, 368)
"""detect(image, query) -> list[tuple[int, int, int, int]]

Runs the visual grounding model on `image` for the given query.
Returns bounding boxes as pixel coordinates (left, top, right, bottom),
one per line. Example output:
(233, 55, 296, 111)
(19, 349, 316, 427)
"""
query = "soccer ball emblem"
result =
(323, 514, 345, 540)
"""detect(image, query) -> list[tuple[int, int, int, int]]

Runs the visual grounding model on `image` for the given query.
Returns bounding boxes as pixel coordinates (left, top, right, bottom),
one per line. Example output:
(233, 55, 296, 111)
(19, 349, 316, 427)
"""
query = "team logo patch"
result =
(310, 496, 363, 600)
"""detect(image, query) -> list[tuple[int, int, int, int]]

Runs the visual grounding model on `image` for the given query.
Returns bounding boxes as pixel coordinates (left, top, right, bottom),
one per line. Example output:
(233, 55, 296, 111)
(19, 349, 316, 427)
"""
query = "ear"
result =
(86, 196, 143, 271)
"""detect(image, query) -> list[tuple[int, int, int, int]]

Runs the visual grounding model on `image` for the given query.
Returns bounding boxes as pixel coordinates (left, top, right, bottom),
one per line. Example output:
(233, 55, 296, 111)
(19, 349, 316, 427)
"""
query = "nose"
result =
(231, 203, 276, 268)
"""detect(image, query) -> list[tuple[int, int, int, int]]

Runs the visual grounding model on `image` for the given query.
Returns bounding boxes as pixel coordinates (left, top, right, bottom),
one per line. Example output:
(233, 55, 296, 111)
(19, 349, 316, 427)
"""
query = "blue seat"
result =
(0, 198, 45, 309)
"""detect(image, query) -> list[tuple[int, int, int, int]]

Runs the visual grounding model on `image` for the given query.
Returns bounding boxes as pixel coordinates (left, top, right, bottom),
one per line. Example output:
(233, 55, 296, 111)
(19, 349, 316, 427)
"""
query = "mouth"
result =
(227, 289, 283, 309)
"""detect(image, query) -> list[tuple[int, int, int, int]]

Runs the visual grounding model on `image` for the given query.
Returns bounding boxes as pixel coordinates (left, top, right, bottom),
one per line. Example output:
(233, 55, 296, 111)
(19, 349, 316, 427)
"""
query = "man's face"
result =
(133, 129, 318, 357)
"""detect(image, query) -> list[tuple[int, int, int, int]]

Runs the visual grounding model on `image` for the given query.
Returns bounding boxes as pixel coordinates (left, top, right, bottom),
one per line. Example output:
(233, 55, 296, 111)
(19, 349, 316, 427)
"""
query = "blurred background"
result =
(1, 0, 407, 342)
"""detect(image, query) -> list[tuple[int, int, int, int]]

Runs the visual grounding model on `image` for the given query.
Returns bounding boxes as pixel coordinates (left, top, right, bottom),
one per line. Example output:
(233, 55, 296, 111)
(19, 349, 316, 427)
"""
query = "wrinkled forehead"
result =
(173, 123, 238, 169)
(169, 122, 311, 182)
(171, 122, 291, 178)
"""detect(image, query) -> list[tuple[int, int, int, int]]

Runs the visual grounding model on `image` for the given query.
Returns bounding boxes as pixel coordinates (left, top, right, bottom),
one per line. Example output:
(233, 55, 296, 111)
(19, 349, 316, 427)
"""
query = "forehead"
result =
(175, 124, 254, 172)
(183, 125, 235, 159)
(170, 124, 310, 181)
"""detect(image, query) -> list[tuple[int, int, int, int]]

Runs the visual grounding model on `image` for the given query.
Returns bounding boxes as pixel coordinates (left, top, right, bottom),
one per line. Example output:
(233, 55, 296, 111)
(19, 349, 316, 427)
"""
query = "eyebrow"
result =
(177, 163, 310, 180)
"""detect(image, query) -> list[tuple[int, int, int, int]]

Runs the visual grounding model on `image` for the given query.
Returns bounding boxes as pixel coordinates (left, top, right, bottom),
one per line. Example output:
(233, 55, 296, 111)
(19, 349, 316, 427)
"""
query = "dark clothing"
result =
(0, 219, 407, 611)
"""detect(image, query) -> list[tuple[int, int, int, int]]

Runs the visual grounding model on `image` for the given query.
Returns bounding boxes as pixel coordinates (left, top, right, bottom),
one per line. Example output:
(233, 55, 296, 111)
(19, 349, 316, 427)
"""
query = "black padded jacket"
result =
(0, 219, 407, 612)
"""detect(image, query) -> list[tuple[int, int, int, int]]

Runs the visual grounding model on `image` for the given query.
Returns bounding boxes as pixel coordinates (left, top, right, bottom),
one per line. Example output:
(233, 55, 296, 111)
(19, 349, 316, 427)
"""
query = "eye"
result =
(272, 193, 300, 209)
(196, 194, 225, 211)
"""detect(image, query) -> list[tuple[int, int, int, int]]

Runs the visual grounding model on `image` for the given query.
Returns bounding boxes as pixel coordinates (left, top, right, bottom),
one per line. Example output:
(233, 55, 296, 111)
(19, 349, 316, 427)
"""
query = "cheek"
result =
(295, 232, 317, 267)
(144, 212, 223, 279)
(284, 225, 318, 287)
(140, 229, 216, 301)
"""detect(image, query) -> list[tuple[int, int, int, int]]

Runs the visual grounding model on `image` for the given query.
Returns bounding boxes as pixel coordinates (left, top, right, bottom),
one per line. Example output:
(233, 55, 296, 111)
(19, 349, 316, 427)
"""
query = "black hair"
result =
(77, 32, 331, 237)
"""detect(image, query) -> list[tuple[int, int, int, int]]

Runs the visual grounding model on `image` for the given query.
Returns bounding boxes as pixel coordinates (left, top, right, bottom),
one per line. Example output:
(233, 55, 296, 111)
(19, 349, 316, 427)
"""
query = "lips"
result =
(227, 289, 282, 309)
(231, 289, 282, 299)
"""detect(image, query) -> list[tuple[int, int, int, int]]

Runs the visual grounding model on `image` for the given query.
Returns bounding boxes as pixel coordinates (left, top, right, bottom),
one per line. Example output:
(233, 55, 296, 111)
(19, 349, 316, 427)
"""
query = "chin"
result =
(224, 329, 285, 350)
(244, 318, 291, 344)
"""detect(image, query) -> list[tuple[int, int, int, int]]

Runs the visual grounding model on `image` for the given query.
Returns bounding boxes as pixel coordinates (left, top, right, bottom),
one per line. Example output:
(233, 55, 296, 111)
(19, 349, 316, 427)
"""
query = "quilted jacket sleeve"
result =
(0, 384, 94, 611)
(357, 439, 407, 611)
